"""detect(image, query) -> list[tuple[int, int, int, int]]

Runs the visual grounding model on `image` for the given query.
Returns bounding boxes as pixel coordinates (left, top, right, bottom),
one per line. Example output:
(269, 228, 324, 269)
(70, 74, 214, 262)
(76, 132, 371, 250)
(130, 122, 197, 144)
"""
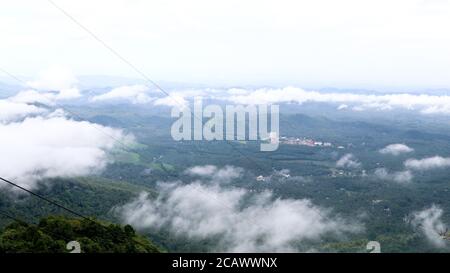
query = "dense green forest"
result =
(0, 216, 161, 253)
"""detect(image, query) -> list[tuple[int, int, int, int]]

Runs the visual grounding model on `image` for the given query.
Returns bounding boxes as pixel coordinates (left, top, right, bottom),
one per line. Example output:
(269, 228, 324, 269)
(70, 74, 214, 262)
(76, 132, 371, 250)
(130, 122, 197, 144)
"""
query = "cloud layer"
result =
(0, 70, 133, 190)
(217, 87, 450, 115)
(116, 181, 361, 252)
(0, 111, 133, 189)
(92, 86, 450, 116)
(21, 76, 450, 117)
(85, 85, 450, 116)
(0, 100, 46, 123)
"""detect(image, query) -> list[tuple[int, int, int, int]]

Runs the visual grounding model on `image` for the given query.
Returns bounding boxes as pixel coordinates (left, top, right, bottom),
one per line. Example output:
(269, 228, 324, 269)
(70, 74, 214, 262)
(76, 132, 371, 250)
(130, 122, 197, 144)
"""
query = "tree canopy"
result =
(0, 216, 161, 253)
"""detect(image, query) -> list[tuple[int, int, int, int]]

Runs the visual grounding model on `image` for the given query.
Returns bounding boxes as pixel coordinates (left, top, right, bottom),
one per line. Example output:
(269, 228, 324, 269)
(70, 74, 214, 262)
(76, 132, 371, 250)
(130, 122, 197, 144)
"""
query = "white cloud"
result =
(153, 94, 188, 108)
(421, 105, 450, 114)
(2, 69, 160, 192)
(0, 66, 87, 123)
(25, 66, 82, 101)
(374, 168, 413, 183)
(337, 104, 348, 110)
(410, 205, 447, 248)
(336, 154, 361, 169)
(0, 100, 47, 123)
(404, 156, 450, 171)
(9, 88, 82, 105)
(218, 87, 450, 115)
(379, 144, 414, 156)
(27, 66, 78, 91)
(2, 67, 82, 109)
(227, 88, 250, 95)
(271, 169, 291, 179)
(0, 110, 133, 190)
(185, 165, 218, 176)
(56, 87, 82, 100)
(152, 90, 206, 108)
(91, 85, 153, 104)
(255, 169, 311, 183)
(116, 182, 361, 252)
(9, 90, 55, 105)
(185, 165, 244, 183)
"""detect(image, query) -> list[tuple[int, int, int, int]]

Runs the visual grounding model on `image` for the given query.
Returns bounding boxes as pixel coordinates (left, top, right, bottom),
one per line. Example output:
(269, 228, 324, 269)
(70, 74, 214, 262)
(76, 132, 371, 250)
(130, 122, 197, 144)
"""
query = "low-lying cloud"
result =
(116, 182, 361, 252)
(0, 100, 46, 123)
(91, 84, 153, 104)
(218, 87, 450, 115)
(26, 66, 81, 101)
(0, 68, 140, 190)
(184, 165, 244, 183)
(0, 109, 133, 190)
(336, 153, 361, 169)
(409, 205, 447, 248)
(374, 168, 413, 183)
(379, 144, 414, 156)
(152, 90, 207, 108)
(404, 156, 450, 171)
(10, 72, 450, 117)
(265, 169, 311, 183)
(373, 154, 450, 184)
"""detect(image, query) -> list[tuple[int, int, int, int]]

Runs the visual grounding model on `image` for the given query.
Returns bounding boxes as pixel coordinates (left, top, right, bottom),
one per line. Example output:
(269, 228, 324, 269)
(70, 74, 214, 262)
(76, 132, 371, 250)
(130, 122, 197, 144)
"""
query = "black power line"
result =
(0, 176, 156, 251)
(46, 0, 271, 175)
(0, 1, 286, 245)
(0, 176, 93, 222)
(2, 2, 270, 176)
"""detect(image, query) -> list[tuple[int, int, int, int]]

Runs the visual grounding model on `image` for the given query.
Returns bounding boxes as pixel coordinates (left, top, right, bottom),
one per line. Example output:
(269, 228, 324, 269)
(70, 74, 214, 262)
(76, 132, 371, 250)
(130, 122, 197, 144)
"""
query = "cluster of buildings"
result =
(329, 169, 367, 178)
(256, 171, 291, 182)
(279, 136, 335, 147)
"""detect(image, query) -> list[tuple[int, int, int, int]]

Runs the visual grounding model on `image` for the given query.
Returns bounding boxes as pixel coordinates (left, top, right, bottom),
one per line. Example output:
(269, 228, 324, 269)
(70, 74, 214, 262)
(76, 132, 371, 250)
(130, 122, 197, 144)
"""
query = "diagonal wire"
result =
(1, 1, 329, 238)
(46, 0, 172, 99)
(0, 177, 93, 222)
(43, 1, 331, 225)
(0, 67, 246, 222)
(45, 0, 270, 175)
(0, 176, 157, 251)
(4, 0, 273, 213)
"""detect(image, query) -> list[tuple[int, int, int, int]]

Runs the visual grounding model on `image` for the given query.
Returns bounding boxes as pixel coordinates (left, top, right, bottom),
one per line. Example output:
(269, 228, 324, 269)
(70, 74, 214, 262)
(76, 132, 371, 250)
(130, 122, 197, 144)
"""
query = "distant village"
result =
(279, 136, 344, 149)
(255, 136, 348, 182)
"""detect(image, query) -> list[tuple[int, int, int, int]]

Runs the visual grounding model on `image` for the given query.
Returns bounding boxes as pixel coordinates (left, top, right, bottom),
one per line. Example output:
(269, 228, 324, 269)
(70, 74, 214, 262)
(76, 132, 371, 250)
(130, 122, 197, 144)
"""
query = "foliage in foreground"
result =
(0, 216, 161, 253)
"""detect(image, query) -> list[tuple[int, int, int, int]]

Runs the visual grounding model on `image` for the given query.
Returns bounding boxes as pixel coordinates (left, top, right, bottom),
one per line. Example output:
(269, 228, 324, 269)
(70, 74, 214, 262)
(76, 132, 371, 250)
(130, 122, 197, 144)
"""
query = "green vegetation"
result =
(0, 215, 161, 253)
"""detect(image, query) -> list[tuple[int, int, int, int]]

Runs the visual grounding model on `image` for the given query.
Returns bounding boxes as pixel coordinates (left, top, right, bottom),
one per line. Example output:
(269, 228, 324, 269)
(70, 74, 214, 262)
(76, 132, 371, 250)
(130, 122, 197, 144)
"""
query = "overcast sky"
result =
(1, 0, 450, 89)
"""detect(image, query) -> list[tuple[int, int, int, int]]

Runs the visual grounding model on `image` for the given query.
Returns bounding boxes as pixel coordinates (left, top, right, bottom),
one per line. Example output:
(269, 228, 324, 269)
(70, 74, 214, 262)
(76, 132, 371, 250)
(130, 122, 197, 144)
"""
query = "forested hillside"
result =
(0, 216, 161, 253)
